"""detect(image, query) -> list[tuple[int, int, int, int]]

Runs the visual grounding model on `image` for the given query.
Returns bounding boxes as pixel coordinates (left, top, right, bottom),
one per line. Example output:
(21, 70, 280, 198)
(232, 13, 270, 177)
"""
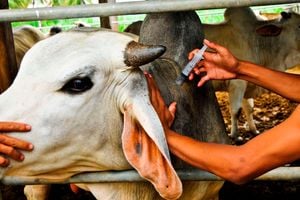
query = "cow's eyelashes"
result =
(61, 77, 93, 94)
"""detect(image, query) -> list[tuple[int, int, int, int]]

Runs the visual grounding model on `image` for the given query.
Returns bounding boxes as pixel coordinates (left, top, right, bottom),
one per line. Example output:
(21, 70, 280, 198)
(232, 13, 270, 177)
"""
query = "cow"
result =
(1, 11, 228, 200)
(203, 7, 300, 140)
(124, 20, 143, 35)
(48, 26, 63, 36)
(258, 11, 281, 20)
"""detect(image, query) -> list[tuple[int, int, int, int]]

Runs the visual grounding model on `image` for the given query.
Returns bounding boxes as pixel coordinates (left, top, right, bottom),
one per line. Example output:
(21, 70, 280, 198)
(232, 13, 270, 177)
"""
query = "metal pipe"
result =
(0, 0, 299, 22)
(2, 167, 300, 185)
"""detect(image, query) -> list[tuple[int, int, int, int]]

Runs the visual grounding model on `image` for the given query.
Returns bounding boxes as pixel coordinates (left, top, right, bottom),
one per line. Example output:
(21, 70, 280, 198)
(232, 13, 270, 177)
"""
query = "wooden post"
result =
(0, 0, 18, 93)
(98, 0, 118, 30)
(98, 0, 111, 29)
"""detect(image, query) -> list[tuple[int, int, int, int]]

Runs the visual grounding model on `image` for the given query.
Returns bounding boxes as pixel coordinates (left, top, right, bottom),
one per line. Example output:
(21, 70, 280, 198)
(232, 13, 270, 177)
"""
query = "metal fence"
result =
(0, 0, 300, 22)
(2, 167, 300, 185)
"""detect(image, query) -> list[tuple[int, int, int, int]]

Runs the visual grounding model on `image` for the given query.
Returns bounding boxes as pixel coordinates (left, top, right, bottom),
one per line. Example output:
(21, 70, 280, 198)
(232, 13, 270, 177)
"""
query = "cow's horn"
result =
(124, 41, 166, 67)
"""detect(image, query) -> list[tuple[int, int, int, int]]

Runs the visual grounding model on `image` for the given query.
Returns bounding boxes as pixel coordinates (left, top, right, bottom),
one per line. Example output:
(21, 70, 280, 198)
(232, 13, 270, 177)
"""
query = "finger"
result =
(0, 122, 31, 132)
(70, 184, 81, 194)
(145, 72, 156, 102)
(145, 73, 160, 110)
(194, 68, 201, 75)
(197, 75, 210, 87)
(197, 67, 207, 73)
(0, 143, 25, 161)
(188, 73, 194, 80)
(168, 102, 177, 118)
(0, 157, 9, 167)
(188, 49, 199, 60)
(203, 39, 219, 50)
(145, 73, 166, 109)
(193, 60, 204, 73)
(202, 51, 216, 61)
(194, 66, 206, 75)
(196, 59, 204, 67)
(167, 102, 177, 127)
(0, 135, 33, 151)
(204, 39, 226, 55)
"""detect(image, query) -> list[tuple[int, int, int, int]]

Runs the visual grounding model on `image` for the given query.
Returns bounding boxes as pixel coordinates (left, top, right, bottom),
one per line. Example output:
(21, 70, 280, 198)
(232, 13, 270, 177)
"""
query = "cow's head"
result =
(255, 11, 300, 69)
(0, 28, 181, 200)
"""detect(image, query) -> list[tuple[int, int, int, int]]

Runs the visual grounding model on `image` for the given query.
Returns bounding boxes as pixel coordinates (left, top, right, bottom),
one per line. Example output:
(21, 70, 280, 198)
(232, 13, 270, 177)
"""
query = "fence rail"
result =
(2, 167, 300, 185)
(0, 0, 299, 22)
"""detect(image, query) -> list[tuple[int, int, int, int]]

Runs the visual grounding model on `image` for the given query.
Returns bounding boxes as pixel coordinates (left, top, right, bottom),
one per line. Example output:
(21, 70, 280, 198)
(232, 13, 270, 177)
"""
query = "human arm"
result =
(0, 122, 33, 167)
(145, 73, 300, 184)
(166, 107, 300, 184)
(189, 39, 300, 102)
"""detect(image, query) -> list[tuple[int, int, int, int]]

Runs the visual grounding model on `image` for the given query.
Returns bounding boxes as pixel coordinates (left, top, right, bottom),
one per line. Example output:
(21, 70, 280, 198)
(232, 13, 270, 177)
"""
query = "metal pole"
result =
(2, 167, 300, 185)
(0, 0, 299, 22)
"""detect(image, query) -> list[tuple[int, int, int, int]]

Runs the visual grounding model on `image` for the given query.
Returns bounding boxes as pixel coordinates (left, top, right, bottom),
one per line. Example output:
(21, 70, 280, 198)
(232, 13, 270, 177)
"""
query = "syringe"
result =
(175, 44, 207, 85)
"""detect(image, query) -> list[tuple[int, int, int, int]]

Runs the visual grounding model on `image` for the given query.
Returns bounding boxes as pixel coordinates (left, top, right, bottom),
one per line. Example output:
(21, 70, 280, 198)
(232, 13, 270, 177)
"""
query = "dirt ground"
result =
(1, 91, 299, 199)
(216, 91, 298, 143)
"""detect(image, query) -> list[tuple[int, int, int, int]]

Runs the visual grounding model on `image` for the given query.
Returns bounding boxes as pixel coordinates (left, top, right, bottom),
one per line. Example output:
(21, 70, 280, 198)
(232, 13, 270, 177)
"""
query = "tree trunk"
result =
(98, 0, 118, 30)
(0, 0, 18, 93)
(98, 0, 111, 29)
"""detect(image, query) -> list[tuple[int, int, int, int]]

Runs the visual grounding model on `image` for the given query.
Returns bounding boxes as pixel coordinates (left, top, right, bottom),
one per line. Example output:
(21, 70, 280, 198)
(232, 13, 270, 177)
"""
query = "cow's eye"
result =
(61, 77, 93, 94)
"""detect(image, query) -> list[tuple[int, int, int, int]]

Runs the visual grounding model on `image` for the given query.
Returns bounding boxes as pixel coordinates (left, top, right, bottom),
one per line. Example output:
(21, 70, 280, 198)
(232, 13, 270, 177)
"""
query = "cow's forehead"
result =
(20, 30, 133, 77)
(39, 30, 131, 59)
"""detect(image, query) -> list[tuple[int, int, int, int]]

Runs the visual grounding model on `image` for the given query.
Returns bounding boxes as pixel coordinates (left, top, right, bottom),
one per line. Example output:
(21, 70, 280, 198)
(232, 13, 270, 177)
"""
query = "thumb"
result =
(168, 102, 177, 127)
(188, 49, 200, 60)
(70, 184, 81, 194)
(168, 102, 177, 117)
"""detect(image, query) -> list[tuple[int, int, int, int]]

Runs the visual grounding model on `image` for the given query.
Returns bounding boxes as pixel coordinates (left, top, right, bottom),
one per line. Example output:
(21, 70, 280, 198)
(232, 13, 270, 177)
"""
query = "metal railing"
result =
(0, 0, 299, 22)
(2, 167, 300, 185)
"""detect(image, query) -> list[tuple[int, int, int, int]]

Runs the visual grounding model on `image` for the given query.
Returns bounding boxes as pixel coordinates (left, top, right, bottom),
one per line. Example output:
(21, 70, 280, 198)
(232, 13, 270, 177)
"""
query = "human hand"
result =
(144, 72, 176, 131)
(188, 39, 240, 87)
(0, 122, 33, 167)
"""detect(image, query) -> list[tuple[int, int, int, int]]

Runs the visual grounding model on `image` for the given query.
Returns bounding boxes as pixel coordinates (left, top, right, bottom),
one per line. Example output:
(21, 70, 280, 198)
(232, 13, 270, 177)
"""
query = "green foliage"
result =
(117, 14, 145, 32)
(8, 0, 32, 9)
(12, 21, 40, 27)
(9, 0, 93, 8)
(51, 0, 83, 6)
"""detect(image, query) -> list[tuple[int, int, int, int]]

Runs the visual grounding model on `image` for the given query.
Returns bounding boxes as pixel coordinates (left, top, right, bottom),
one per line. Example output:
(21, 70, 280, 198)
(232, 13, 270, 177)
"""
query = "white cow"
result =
(0, 28, 223, 200)
(204, 7, 300, 140)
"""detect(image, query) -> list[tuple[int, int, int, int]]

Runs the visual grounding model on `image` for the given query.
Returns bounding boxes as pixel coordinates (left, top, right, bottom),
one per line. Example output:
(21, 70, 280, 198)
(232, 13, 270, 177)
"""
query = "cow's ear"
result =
(124, 41, 166, 67)
(121, 104, 182, 200)
(256, 24, 282, 37)
(281, 11, 292, 19)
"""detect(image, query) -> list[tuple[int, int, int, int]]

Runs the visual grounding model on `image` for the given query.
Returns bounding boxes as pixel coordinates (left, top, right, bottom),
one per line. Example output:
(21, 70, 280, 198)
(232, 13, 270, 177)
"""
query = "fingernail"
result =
(28, 144, 34, 150)
(144, 71, 148, 75)
(25, 125, 31, 130)
(2, 159, 9, 166)
(148, 73, 152, 78)
(19, 154, 24, 161)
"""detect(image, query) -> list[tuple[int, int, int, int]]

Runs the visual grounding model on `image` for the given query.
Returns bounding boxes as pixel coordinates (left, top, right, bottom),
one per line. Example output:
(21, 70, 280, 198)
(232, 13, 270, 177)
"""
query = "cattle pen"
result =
(1, 0, 300, 199)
